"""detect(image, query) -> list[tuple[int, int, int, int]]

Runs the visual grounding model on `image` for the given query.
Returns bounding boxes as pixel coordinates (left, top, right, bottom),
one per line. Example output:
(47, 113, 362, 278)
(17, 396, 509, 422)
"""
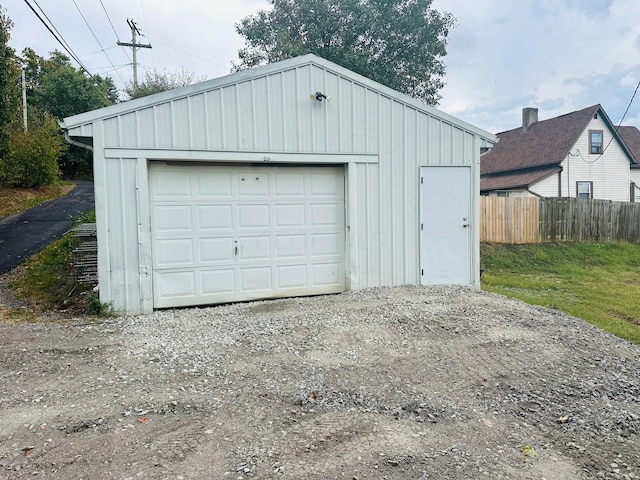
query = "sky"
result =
(4, 0, 640, 133)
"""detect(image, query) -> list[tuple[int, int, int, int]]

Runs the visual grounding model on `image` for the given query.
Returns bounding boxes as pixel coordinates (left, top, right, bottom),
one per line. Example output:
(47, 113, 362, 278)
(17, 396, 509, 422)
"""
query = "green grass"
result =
(481, 242, 640, 345)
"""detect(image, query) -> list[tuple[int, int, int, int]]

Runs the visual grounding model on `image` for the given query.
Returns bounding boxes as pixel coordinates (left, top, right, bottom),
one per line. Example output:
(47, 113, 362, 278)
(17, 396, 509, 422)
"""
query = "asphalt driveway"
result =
(0, 181, 94, 274)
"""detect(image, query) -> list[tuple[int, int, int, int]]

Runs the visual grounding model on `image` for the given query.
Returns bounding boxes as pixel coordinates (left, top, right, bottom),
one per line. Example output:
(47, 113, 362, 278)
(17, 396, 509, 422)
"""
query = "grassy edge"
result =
(481, 242, 640, 346)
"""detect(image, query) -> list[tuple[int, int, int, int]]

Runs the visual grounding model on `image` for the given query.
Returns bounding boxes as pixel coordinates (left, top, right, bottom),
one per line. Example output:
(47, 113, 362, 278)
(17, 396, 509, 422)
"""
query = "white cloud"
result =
(5, 0, 640, 133)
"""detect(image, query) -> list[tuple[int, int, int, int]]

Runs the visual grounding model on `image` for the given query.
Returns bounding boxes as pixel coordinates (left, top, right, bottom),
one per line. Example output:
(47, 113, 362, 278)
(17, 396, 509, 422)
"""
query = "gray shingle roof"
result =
(618, 126, 640, 167)
(481, 105, 600, 176)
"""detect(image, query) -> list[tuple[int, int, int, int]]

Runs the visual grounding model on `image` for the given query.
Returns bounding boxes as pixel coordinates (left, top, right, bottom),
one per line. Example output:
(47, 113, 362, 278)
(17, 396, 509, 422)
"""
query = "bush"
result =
(0, 114, 66, 187)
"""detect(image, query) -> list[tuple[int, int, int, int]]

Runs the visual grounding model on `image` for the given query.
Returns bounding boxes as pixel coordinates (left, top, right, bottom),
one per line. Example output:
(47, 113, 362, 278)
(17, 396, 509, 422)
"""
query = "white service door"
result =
(420, 166, 472, 285)
(149, 163, 345, 308)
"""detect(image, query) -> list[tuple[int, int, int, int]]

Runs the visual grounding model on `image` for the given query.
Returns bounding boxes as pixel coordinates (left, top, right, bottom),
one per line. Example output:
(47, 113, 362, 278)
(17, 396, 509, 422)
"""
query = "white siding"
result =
(630, 169, 640, 202)
(530, 172, 560, 197)
(558, 117, 631, 201)
(64, 56, 493, 314)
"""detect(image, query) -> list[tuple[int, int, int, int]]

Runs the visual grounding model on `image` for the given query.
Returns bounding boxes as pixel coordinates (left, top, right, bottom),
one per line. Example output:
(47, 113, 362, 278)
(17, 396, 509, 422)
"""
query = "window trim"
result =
(589, 130, 603, 154)
(576, 181, 593, 199)
(496, 190, 509, 198)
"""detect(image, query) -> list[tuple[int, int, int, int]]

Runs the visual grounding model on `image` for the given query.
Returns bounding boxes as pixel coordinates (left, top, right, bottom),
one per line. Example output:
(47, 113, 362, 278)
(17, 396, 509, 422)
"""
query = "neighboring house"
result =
(60, 54, 494, 315)
(480, 105, 640, 202)
(618, 125, 640, 201)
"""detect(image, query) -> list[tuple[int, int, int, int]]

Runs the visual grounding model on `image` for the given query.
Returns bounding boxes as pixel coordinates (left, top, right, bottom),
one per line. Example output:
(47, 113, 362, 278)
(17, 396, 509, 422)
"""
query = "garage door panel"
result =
(200, 238, 234, 262)
(277, 265, 307, 288)
(152, 169, 192, 198)
(275, 204, 305, 227)
(276, 235, 306, 258)
(310, 203, 342, 226)
(201, 269, 235, 294)
(196, 172, 232, 197)
(238, 205, 270, 229)
(237, 174, 268, 196)
(199, 205, 233, 230)
(274, 173, 305, 196)
(154, 206, 192, 231)
(155, 239, 194, 267)
(311, 233, 341, 256)
(150, 164, 345, 308)
(311, 174, 342, 196)
(240, 267, 272, 291)
(312, 263, 341, 286)
(155, 271, 196, 298)
(239, 236, 271, 260)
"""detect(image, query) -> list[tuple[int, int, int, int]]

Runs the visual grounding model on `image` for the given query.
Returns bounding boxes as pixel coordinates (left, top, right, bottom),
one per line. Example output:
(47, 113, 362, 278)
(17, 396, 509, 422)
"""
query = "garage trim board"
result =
(149, 163, 346, 308)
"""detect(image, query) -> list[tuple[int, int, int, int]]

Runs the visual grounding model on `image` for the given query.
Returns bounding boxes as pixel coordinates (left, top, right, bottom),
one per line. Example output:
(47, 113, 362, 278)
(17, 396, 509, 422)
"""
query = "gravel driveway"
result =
(1, 285, 639, 479)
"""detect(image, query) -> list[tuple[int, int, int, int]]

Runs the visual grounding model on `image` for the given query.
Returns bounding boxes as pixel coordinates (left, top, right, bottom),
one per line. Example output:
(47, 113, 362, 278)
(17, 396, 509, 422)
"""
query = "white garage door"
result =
(148, 163, 346, 308)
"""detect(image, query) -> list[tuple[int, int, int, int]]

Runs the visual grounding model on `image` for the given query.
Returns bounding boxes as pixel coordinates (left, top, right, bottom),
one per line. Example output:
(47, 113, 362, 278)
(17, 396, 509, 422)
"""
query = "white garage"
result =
(61, 54, 495, 315)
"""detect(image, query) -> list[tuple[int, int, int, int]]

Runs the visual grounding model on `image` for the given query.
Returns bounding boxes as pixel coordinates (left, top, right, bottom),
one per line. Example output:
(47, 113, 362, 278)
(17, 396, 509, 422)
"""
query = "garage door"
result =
(148, 163, 346, 308)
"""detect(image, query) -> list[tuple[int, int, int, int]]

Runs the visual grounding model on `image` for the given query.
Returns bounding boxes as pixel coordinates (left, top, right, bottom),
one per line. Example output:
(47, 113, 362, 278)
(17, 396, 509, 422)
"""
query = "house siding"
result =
(64, 57, 494, 314)
(530, 172, 560, 197)
(630, 170, 640, 202)
(558, 116, 631, 201)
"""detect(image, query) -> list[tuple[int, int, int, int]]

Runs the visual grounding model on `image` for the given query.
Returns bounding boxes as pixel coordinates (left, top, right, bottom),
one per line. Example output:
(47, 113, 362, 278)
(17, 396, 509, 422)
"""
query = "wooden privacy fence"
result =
(481, 197, 640, 244)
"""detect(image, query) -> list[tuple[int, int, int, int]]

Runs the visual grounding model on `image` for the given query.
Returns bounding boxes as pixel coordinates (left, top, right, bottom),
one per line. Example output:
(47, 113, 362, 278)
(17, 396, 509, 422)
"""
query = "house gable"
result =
(481, 105, 637, 201)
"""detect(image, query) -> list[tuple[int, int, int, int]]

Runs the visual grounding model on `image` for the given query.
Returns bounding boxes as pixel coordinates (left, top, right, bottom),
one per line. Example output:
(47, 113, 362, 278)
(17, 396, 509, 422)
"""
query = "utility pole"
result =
(117, 19, 152, 89)
(21, 67, 27, 132)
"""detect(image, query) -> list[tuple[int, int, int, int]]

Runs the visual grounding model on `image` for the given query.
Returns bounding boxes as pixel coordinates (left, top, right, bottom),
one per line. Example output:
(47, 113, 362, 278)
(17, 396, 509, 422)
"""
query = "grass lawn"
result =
(481, 242, 640, 345)
(0, 183, 75, 218)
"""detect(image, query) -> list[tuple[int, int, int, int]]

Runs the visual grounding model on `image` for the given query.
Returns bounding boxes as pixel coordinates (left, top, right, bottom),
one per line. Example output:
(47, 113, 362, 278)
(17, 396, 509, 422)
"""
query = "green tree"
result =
(0, 6, 20, 159)
(0, 113, 66, 187)
(234, 0, 454, 105)
(22, 49, 117, 119)
(123, 67, 204, 100)
(20, 48, 117, 178)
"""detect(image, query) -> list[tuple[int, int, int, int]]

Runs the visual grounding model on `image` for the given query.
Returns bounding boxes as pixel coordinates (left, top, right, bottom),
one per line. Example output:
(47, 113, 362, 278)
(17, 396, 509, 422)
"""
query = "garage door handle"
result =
(234, 245, 238, 255)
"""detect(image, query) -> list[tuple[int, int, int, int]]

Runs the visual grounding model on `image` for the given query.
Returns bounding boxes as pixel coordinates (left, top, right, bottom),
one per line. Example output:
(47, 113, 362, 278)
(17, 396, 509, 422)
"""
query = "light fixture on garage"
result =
(310, 91, 332, 102)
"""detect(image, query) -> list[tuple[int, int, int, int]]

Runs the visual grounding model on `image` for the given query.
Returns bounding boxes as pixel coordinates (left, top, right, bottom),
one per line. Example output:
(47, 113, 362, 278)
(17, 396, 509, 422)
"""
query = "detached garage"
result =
(61, 54, 495, 315)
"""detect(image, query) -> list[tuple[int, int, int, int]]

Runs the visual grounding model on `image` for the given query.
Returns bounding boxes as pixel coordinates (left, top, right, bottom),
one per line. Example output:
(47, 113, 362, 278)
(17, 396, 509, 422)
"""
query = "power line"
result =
(23, 0, 95, 80)
(71, 0, 127, 85)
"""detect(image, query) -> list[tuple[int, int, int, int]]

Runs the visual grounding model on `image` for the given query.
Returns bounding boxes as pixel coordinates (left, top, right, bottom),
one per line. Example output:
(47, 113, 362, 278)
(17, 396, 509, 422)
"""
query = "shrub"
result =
(0, 114, 66, 187)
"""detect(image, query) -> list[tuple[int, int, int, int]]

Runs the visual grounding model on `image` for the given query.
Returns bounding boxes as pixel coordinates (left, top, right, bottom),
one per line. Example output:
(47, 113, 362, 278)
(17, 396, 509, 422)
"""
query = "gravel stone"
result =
(1, 285, 639, 479)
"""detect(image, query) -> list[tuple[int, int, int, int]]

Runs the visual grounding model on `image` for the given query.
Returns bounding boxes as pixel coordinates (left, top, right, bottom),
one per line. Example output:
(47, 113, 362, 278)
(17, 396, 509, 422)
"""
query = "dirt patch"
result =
(0, 285, 639, 479)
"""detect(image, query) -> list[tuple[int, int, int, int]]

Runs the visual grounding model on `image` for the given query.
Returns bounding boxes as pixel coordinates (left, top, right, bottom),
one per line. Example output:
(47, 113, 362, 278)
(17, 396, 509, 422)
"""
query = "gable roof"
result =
(481, 105, 604, 176)
(618, 126, 640, 168)
(61, 54, 494, 141)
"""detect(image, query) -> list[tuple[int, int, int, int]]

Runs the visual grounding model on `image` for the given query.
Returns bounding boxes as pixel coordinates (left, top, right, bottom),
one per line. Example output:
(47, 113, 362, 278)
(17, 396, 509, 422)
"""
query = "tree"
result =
(22, 49, 117, 119)
(123, 68, 204, 100)
(20, 48, 117, 178)
(0, 6, 20, 159)
(234, 0, 455, 105)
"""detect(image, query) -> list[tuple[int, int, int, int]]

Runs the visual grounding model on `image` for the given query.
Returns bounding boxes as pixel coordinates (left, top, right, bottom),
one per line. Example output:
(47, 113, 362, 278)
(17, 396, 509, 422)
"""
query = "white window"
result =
(496, 191, 509, 198)
(577, 181, 592, 199)
(589, 130, 603, 154)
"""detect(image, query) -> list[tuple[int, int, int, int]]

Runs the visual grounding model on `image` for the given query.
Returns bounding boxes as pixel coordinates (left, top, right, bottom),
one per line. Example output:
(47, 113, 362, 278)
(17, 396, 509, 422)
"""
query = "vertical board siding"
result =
(104, 157, 142, 312)
(188, 94, 207, 149)
(154, 103, 173, 149)
(172, 98, 190, 149)
(137, 107, 155, 147)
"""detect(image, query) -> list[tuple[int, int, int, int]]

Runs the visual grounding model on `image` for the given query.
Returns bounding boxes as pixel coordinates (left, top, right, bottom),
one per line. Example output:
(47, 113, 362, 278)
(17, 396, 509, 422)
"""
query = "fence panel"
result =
(481, 197, 640, 244)
(480, 196, 540, 243)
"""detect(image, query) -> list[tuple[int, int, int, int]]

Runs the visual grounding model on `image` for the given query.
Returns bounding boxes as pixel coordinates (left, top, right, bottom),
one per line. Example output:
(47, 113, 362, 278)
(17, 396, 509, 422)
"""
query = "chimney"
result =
(522, 107, 538, 131)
